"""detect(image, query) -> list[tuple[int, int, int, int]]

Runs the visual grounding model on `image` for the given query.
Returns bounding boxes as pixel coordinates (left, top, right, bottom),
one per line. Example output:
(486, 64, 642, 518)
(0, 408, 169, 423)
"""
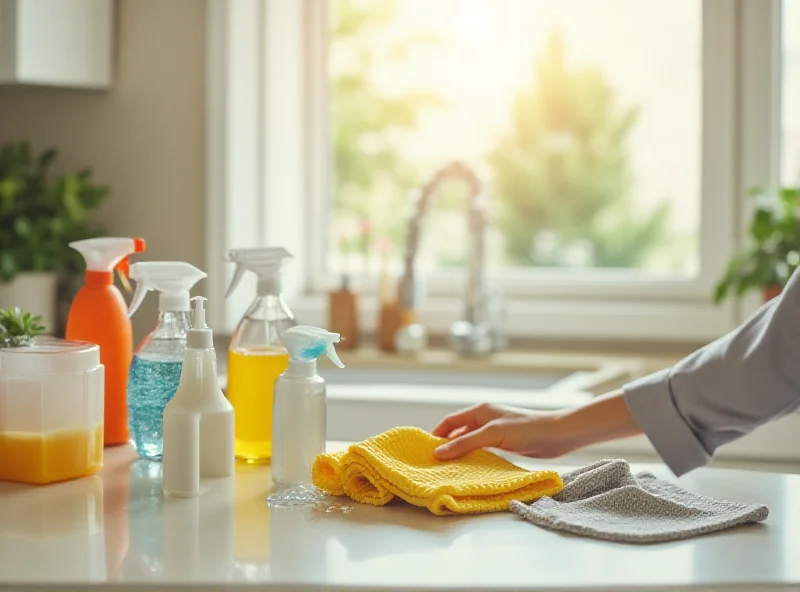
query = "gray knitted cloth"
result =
(510, 459, 769, 543)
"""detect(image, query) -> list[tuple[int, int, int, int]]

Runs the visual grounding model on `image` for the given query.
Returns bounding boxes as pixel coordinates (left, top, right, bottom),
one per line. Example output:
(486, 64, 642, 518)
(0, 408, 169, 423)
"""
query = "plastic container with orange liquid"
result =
(66, 237, 146, 446)
(225, 247, 296, 463)
(0, 338, 104, 484)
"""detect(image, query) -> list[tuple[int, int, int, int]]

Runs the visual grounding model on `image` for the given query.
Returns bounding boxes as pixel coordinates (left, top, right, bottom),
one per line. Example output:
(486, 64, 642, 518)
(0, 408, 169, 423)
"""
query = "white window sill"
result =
(291, 292, 736, 343)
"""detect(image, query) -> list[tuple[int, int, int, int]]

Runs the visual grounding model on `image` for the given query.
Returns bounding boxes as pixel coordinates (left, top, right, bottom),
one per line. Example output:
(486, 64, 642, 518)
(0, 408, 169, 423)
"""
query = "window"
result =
(327, 0, 702, 279)
(206, 0, 782, 341)
(784, 0, 800, 187)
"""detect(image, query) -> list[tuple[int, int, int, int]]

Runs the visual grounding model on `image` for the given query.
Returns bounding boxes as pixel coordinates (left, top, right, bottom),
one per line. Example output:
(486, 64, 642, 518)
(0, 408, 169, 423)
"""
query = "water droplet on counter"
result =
(266, 485, 324, 508)
(266, 485, 353, 514)
(315, 499, 353, 515)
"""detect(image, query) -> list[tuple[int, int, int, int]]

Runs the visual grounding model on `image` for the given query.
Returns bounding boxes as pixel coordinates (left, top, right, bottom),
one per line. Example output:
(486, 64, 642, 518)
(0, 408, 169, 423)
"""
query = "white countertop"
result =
(1, 444, 799, 591)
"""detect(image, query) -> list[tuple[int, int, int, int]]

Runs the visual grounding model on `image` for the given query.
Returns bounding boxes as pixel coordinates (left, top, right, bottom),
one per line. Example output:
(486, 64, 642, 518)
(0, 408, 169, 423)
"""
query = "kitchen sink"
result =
(319, 368, 572, 391)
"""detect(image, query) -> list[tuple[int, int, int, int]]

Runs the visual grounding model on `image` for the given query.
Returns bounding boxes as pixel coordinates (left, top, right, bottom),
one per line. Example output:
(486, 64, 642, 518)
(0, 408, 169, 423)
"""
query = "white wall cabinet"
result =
(0, 0, 113, 88)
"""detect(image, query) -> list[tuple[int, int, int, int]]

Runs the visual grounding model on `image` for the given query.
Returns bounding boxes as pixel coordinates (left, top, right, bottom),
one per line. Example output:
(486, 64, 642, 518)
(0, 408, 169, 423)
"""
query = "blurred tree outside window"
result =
(328, 0, 702, 279)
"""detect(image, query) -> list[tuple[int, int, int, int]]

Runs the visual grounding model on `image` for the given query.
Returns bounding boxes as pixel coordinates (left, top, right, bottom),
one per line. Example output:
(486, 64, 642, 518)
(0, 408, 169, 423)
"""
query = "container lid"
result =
(0, 337, 101, 375)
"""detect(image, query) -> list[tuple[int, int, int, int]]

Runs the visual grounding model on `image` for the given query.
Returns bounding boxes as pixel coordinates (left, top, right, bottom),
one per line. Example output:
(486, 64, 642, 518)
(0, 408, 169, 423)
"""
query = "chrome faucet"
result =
(398, 162, 507, 355)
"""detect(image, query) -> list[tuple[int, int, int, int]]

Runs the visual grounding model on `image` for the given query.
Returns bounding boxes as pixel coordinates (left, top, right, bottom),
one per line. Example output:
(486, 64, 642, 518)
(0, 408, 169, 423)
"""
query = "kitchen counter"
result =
(1, 444, 799, 591)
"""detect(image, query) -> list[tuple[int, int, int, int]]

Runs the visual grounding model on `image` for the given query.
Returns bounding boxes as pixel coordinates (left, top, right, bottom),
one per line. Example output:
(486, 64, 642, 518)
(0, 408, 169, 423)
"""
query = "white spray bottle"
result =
(271, 326, 344, 487)
(163, 297, 234, 498)
(126, 261, 208, 460)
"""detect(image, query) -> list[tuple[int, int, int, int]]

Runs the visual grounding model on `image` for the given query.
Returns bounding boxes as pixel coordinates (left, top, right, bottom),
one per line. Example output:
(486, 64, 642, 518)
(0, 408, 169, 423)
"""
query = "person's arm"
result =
(623, 270, 800, 476)
(432, 390, 641, 460)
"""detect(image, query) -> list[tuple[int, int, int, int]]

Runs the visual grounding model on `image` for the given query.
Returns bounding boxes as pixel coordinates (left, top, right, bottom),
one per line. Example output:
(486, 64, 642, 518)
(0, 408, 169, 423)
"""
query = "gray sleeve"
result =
(622, 271, 800, 476)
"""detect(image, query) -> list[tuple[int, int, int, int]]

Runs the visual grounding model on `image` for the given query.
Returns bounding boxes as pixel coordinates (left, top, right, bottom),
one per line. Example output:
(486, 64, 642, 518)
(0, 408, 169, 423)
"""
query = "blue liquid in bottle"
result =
(127, 310, 190, 461)
(128, 354, 183, 460)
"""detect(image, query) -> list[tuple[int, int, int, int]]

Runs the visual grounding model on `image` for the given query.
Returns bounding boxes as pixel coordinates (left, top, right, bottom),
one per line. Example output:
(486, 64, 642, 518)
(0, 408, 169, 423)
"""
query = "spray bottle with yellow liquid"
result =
(225, 247, 297, 463)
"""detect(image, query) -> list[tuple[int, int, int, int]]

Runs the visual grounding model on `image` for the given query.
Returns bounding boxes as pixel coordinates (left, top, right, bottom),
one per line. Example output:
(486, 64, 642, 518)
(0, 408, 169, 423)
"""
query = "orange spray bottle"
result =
(66, 237, 146, 446)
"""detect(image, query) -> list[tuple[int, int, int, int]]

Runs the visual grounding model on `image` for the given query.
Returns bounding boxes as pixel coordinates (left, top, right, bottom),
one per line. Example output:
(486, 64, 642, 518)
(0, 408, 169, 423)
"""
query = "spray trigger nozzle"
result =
(325, 342, 344, 368)
(127, 262, 208, 317)
(280, 326, 345, 369)
(225, 247, 294, 298)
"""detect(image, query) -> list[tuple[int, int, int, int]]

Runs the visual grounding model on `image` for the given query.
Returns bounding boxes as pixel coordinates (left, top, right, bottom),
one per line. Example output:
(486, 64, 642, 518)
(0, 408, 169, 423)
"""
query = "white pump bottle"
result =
(162, 297, 234, 498)
(271, 326, 344, 487)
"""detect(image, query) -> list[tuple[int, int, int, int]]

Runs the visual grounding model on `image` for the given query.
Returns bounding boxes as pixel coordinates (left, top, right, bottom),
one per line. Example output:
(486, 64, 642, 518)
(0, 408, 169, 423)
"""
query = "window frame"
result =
(206, 0, 782, 342)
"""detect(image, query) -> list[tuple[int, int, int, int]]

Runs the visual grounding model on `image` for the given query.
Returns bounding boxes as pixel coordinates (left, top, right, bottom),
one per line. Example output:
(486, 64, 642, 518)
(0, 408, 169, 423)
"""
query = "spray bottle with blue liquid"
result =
(126, 261, 207, 460)
(271, 326, 344, 487)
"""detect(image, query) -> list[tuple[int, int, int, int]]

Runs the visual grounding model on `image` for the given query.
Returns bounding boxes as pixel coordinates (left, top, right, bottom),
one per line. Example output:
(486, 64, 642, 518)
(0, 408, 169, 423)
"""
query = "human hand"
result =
(431, 403, 570, 460)
(431, 391, 639, 461)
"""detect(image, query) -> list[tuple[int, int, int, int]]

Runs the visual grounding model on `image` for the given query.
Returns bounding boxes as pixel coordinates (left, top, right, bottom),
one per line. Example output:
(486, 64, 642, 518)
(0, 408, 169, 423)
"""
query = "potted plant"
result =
(0, 140, 109, 334)
(0, 307, 46, 348)
(715, 186, 800, 304)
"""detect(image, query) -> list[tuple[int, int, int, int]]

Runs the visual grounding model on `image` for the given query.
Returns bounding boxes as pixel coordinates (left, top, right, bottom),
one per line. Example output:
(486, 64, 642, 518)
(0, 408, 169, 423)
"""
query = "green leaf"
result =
(37, 148, 57, 170)
(13, 216, 31, 237)
(0, 177, 22, 200)
(0, 306, 47, 347)
(61, 175, 86, 221)
(780, 187, 800, 207)
(750, 209, 775, 242)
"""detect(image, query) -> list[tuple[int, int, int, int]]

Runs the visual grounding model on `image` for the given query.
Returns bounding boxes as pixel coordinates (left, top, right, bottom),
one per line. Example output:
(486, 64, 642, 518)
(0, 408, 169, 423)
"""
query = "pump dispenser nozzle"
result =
(187, 296, 212, 349)
(225, 247, 293, 298)
(128, 262, 208, 318)
(191, 296, 208, 329)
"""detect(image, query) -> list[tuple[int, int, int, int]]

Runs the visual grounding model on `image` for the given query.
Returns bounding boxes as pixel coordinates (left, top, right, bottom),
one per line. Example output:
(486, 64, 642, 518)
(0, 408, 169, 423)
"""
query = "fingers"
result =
(431, 405, 483, 438)
(446, 425, 470, 439)
(434, 423, 502, 460)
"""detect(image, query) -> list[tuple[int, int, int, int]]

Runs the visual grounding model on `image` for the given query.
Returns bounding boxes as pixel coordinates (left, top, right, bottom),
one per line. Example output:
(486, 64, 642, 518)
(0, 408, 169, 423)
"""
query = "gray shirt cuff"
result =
(623, 369, 711, 477)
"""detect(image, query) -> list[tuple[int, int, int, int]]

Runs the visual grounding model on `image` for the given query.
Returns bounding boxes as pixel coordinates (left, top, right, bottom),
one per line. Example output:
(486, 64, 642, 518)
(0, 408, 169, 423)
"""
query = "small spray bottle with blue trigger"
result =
(271, 326, 344, 487)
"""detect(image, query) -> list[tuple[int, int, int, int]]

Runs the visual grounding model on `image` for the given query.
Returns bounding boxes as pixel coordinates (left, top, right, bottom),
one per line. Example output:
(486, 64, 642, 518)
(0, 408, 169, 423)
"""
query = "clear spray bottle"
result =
(225, 247, 297, 463)
(126, 261, 208, 460)
(272, 326, 344, 487)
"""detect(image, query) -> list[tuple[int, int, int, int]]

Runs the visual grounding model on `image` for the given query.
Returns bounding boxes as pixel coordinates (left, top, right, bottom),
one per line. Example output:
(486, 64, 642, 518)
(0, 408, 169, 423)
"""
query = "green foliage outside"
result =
(331, 0, 444, 260)
(330, 3, 679, 271)
(0, 140, 109, 283)
(715, 187, 800, 303)
(487, 31, 670, 268)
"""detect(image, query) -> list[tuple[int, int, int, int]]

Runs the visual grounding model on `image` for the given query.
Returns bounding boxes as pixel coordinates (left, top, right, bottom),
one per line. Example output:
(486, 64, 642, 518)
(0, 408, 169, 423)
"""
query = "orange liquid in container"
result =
(0, 338, 106, 485)
(0, 425, 103, 485)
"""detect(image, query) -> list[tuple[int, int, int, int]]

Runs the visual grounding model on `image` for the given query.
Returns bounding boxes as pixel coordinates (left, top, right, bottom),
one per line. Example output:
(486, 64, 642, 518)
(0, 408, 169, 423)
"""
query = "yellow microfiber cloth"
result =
(312, 426, 563, 516)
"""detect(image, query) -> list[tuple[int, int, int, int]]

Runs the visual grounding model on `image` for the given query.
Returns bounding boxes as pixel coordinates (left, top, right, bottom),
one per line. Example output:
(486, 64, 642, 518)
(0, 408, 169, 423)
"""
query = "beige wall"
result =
(0, 0, 207, 341)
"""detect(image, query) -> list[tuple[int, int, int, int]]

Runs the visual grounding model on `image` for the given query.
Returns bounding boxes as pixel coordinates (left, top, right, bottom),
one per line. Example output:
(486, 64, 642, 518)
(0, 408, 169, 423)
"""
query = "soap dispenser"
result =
(225, 247, 297, 463)
(162, 297, 234, 498)
(126, 261, 208, 460)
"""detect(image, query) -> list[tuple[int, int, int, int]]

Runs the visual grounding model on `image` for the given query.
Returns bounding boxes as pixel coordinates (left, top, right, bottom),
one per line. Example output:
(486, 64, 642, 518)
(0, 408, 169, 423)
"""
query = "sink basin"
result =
(319, 368, 571, 391)
(321, 366, 604, 443)
(217, 346, 636, 443)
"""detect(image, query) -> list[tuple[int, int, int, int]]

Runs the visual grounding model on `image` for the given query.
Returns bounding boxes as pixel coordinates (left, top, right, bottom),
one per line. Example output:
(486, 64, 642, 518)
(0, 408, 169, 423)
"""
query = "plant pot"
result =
(0, 272, 59, 334)
(763, 284, 783, 302)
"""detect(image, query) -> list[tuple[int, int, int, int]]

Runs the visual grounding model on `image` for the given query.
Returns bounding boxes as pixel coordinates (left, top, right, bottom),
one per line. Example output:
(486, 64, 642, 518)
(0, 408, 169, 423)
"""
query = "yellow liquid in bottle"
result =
(227, 346, 289, 463)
